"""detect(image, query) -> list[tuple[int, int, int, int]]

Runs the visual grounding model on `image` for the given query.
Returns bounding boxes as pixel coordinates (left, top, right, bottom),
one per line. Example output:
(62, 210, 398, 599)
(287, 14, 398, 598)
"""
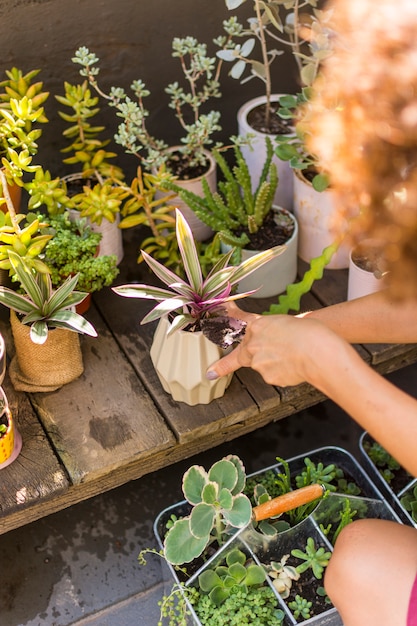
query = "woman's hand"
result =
(207, 304, 339, 388)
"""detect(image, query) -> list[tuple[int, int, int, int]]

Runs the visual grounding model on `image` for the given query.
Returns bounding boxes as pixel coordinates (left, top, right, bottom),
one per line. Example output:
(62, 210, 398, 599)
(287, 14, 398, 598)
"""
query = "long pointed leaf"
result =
(140, 297, 191, 325)
(8, 251, 44, 308)
(175, 210, 203, 292)
(113, 284, 180, 301)
(48, 310, 98, 337)
(0, 288, 37, 314)
(229, 246, 286, 286)
(141, 250, 184, 290)
(47, 274, 82, 313)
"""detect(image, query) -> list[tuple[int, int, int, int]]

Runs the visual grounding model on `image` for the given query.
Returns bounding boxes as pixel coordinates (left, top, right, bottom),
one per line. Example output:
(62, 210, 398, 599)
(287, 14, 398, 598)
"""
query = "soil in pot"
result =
(165, 150, 210, 181)
(351, 247, 385, 277)
(235, 209, 295, 251)
(246, 102, 292, 135)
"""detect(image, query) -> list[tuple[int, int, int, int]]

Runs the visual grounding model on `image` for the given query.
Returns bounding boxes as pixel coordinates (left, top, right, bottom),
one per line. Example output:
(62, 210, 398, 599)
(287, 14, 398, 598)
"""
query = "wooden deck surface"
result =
(1, 229, 417, 535)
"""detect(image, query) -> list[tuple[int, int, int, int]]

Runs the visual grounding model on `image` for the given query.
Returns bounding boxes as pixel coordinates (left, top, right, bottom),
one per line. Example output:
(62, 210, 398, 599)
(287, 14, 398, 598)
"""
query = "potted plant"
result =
(43, 212, 119, 310)
(112, 208, 284, 405)
(218, 0, 333, 209)
(71, 36, 228, 240)
(55, 79, 126, 262)
(0, 250, 97, 392)
(347, 239, 387, 301)
(274, 89, 351, 269)
(147, 446, 399, 625)
(162, 138, 298, 298)
(0, 386, 22, 469)
(0, 66, 49, 213)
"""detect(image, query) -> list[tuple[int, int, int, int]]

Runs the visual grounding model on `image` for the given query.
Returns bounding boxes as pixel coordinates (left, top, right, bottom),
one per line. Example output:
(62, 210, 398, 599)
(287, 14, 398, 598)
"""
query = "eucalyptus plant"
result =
(113, 209, 284, 345)
(72, 36, 230, 173)
(0, 250, 97, 344)
(219, 0, 333, 128)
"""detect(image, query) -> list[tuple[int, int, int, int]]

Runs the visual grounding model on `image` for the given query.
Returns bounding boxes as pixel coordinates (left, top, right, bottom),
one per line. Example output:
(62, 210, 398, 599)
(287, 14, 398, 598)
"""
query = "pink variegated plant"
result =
(113, 209, 285, 347)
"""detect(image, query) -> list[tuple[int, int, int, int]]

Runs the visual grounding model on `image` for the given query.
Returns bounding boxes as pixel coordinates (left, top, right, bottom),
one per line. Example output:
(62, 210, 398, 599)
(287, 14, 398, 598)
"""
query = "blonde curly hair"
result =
(307, 0, 417, 298)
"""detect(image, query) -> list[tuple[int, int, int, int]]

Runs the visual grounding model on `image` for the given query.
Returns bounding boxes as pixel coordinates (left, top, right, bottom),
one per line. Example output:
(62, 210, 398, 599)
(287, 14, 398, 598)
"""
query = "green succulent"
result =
(0, 250, 97, 344)
(291, 537, 332, 580)
(162, 455, 252, 565)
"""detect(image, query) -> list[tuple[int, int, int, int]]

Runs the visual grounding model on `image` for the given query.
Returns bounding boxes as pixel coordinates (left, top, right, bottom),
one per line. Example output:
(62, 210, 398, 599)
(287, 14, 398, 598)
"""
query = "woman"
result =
(207, 1, 417, 624)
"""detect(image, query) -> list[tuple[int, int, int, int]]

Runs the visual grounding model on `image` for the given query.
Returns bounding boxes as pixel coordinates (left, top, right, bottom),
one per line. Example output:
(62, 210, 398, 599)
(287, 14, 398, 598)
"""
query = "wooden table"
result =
(1, 229, 417, 536)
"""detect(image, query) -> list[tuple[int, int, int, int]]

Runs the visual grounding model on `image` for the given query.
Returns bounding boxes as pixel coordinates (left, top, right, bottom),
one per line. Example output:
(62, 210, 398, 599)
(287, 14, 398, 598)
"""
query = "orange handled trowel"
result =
(251, 483, 326, 523)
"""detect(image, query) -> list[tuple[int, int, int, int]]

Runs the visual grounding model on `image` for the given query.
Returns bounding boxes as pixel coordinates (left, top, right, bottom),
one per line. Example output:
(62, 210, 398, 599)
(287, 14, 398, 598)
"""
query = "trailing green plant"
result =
(291, 537, 331, 580)
(161, 137, 282, 259)
(0, 250, 97, 344)
(113, 209, 284, 344)
(72, 35, 230, 173)
(267, 241, 338, 314)
(44, 212, 119, 293)
(288, 594, 312, 620)
(264, 554, 300, 599)
(365, 440, 402, 485)
(197, 547, 266, 606)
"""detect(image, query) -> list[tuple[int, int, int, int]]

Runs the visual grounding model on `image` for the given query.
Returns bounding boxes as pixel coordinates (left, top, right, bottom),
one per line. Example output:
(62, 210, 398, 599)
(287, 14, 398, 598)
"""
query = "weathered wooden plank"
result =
(0, 368, 69, 529)
(29, 305, 175, 485)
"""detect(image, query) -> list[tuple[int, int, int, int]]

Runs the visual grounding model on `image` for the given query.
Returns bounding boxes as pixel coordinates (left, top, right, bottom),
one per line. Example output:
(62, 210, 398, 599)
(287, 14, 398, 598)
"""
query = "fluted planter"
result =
(237, 95, 294, 212)
(150, 317, 233, 406)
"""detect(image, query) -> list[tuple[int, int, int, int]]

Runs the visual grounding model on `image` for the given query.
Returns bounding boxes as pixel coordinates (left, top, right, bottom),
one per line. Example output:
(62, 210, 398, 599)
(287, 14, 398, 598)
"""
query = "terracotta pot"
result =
(150, 317, 233, 406)
(0, 386, 22, 469)
(237, 95, 294, 212)
(293, 169, 350, 269)
(0, 178, 21, 214)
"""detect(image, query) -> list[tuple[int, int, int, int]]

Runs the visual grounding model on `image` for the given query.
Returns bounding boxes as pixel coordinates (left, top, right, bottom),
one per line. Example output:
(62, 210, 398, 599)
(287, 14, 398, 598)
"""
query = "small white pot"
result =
(237, 95, 294, 211)
(89, 213, 124, 265)
(293, 169, 350, 269)
(157, 147, 216, 242)
(150, 317, 233, 406)
(347, 240, 387, 300)
(222, 208, 298, 299)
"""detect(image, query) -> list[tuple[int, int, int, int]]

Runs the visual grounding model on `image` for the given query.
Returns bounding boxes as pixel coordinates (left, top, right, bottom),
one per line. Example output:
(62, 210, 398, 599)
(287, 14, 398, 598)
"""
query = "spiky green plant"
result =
(0, 251, 97, 344)
(113, 209, 284, 343)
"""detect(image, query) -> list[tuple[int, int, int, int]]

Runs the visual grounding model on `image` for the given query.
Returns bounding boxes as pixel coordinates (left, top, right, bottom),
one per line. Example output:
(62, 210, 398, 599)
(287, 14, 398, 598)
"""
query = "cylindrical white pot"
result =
(157, 148, 216, 242)
(150, 317, 233, 406)
(293, 169, 350, 269)
(347, 240, 386, 300)
(237, 95, 294, 212)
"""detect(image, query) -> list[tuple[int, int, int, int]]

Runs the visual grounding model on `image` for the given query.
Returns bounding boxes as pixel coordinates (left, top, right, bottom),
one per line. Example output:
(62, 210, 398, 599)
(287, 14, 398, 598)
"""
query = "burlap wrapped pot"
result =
(9, 311, 84, 392)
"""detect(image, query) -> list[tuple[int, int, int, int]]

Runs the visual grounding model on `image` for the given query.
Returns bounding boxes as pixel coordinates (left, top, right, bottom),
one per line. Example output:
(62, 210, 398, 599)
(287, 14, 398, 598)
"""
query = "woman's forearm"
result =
(299, 291, 417, 344)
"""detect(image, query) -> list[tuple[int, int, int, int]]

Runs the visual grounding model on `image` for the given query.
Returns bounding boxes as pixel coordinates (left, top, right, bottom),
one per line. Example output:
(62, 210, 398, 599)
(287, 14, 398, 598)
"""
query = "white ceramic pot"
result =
(293, 169, 350, 269)
(237, 95, 294, 212)
(157, 147, 216, 242)
(221, 208, 298, 299)
(347, 240, 387, 301)
(150, 317, 233, 406)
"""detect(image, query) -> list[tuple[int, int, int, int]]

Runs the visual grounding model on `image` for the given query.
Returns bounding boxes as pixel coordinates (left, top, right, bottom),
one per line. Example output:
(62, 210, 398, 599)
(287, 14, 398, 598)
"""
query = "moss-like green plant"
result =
(44, 213, 119, 293)
(198, 547, 266, 607)
(162, 455, 252, 565)
(292, 537, 331, 580)
(400, 484, 417, 523)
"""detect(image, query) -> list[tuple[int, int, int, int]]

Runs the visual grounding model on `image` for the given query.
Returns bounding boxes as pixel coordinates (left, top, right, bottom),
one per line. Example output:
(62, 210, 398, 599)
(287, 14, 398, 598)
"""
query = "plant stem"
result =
(255, 0, 271, 127)
(0, 169, 21, 233)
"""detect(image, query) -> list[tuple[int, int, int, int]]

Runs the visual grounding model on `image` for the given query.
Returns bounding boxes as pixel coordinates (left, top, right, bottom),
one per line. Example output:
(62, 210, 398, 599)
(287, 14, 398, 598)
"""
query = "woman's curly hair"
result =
(307, 0, 417, 298)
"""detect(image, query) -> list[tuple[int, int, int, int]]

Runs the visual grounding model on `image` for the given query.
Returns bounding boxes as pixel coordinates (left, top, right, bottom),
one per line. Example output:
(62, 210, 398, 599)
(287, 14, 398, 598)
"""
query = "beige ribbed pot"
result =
(150, 317, 233, 406)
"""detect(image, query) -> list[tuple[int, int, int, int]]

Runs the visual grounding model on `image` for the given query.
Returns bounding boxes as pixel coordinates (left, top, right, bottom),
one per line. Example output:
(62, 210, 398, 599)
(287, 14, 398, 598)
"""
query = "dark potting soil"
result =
(247, 102, 291, 135)
(284, 554, 332, 619)
(165, 152, 209, 181)
(236, 209, 295, 251)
